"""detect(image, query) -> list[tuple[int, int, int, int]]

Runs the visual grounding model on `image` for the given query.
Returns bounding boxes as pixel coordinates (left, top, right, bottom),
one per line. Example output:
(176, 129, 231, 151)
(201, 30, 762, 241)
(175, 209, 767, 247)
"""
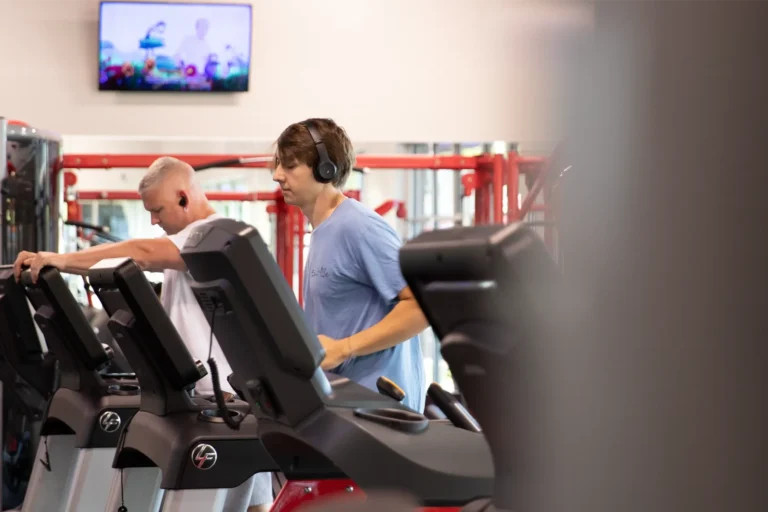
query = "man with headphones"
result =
(272, 118, 429, 413)
(12, 156, 273, 512)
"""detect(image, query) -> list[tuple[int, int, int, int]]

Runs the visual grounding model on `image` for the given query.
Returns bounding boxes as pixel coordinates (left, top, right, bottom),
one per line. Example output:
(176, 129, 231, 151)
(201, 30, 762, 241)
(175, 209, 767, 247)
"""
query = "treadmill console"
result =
(181, 219, 331, 425)
(0, 266, 53, 398)
(400, 222, 560, 511)
(20, 267, 114, 390)
(400, 222, 559, 339)
(88, 257, 208, 414)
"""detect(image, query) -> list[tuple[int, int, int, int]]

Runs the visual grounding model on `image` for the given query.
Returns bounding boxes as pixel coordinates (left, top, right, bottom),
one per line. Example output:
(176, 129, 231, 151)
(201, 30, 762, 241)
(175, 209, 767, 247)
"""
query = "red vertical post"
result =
(507, 150, 520, 222)
(492, 154, 504, 224)
(273, 198, 288, 283)
(484, 178, 492, 224)
(474, 185, 485, 225)
(474, 164, 489, 225)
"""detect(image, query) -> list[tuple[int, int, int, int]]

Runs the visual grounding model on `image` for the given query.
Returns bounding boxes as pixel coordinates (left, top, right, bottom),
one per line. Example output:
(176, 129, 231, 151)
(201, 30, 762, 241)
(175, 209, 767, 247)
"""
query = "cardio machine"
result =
(179, 218, 495, 510)
(87, 257, 278, 512)
(400, 222, 561, 512)
(16, 267, 140, 512)
(0, 268, 56, 509)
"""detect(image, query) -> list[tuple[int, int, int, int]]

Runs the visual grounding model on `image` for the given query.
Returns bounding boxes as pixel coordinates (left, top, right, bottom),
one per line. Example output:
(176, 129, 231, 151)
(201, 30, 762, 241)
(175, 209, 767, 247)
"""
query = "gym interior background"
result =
(3, 1, 767, 511)
(2, 0, 591, 392)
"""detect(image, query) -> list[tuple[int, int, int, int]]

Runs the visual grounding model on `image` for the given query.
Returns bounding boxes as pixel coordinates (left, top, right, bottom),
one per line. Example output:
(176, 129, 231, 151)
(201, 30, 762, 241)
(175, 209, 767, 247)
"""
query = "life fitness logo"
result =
(191, 443, 218, 470)
(98, 411, 122, 434)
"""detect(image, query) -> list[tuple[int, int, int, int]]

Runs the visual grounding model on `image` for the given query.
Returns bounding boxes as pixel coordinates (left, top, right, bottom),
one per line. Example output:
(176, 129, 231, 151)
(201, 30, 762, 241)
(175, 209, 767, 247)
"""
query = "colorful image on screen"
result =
(99, 1, 252, 92)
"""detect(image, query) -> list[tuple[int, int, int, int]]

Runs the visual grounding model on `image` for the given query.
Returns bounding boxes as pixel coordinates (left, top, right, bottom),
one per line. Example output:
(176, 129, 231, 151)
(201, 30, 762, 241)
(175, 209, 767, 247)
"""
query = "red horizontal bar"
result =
(63, 154, 270, 169)
(77, 190, 280, 201)
(61, 154, 483, 171)
(517, 156, 547, 165)
(358, 155, 479, 170)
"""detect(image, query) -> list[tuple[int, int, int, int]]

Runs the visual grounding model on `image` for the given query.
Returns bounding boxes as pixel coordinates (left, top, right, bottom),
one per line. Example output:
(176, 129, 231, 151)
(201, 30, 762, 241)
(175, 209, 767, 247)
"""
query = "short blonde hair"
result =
(138, 156, 193, 194)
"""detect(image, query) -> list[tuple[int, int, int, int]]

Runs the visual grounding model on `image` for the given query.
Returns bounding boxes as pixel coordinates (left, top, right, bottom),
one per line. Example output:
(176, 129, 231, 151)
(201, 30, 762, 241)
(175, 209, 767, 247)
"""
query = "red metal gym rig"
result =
(59, 151, 554, 304)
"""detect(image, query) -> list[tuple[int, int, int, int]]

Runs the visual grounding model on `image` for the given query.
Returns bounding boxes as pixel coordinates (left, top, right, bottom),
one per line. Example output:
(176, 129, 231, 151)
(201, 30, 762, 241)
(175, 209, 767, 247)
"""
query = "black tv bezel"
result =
(97, 0, 253, 94)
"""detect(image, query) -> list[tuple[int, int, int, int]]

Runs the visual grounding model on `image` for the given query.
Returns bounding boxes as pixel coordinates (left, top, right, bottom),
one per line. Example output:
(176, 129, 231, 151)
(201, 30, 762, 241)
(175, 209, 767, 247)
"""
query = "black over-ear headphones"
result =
(301, 121, 338, 184)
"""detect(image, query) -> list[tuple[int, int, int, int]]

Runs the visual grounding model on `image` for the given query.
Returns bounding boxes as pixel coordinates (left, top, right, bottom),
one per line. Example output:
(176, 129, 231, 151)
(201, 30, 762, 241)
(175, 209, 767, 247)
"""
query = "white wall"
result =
(2, 0, 592, 143)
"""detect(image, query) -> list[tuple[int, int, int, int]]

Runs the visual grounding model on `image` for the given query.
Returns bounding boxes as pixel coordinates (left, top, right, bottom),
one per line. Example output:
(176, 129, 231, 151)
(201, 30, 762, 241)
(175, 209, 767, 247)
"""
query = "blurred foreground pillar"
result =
(532, 2, 768, 512)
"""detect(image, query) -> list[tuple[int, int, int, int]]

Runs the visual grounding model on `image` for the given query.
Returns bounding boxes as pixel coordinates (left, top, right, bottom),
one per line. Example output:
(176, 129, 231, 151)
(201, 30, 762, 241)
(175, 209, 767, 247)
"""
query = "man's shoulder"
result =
(167, 213, 224, 248)
(183, 213, 224, 233)
(341, 200, 397, 233)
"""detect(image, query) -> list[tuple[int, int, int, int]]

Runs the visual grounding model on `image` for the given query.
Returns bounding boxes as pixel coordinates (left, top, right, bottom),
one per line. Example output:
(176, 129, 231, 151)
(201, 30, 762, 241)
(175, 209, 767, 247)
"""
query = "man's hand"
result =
(318, 335, 354, 370)
(13, 251, 67, 283)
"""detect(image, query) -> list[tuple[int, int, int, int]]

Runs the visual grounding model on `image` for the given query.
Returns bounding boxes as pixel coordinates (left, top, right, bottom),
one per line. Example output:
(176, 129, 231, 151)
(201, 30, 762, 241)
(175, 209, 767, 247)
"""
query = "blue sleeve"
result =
(353, 218, 407, 304)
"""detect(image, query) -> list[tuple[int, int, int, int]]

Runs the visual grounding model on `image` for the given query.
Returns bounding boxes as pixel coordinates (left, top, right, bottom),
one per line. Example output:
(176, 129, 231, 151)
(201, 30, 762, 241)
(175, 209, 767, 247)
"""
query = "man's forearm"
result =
(59, 240, 154, 274)
(345, 300, 429, 358)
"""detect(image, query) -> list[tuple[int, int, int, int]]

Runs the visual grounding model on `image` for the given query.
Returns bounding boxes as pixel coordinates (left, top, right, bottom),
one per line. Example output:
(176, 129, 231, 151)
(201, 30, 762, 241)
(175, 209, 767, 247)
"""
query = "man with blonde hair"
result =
(13, 156, 273, 512)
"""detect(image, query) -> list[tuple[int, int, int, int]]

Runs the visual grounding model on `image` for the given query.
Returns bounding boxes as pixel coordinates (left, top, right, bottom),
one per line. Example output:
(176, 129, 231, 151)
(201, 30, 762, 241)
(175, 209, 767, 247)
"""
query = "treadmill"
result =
(400, 222, 561, 512)
(0, 268, 55, 510)
(179, 218, 495, 509)
(18, 267, 141, 512)
(87, 257, 278, 512)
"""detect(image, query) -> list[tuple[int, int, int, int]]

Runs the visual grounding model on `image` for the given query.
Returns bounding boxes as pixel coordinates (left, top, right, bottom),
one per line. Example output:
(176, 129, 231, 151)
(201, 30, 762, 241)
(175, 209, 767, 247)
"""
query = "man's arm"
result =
(14, 238, 185, 282)
(59, 238, 185, 273)
(343, 286, 429, 358)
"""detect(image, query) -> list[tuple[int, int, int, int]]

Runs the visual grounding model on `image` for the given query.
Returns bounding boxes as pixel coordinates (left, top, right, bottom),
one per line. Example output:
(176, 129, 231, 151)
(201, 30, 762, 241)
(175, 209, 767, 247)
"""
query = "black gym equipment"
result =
(426, 383, 481, 434)
(0, 268, 55, 509)
(0, 268, 55, 403)
(1, 119, 62, 510)
(179, 218, 494, 507)
(64, 220, 123, 244)
(400, 222, 560, 512)
(88, 257, 278, 511)
(14, 267, 141, 511)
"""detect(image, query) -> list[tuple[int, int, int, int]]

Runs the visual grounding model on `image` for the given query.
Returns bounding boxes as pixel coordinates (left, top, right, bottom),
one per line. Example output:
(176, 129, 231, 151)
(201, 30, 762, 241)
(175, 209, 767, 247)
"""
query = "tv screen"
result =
(98, 1, 252, 92)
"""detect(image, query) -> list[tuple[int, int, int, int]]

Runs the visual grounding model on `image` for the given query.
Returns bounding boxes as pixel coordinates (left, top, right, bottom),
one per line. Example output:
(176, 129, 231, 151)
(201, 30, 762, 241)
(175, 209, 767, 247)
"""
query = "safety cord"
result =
(117, 468, 127, 512)
(39, 437, 51, 472)
(117, 414, 130, 510)
(207, 301, 247, 430)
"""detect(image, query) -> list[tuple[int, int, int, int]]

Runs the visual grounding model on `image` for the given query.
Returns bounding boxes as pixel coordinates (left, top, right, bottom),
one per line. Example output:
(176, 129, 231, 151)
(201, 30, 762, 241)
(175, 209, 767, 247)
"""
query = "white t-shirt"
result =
(162, 213, 234, 395)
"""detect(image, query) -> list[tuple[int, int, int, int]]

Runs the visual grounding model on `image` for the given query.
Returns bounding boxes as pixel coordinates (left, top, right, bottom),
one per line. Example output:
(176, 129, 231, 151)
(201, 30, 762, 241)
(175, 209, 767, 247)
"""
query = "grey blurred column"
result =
(522, 2, 768, 512)
(0, 117, 6, 266)
(0, 117, 7, 181)
(0, 116, 5, 511)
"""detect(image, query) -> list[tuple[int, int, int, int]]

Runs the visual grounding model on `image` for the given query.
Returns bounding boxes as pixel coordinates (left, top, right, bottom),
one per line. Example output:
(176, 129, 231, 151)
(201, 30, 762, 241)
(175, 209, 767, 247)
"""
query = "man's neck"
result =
(303, 188, 346, 228)
(191, 204, 217, 222)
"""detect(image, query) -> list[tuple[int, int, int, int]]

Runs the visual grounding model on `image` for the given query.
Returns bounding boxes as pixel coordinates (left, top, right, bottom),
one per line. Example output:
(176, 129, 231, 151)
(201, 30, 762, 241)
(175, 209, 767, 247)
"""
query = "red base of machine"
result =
(271, 479, 462, 512)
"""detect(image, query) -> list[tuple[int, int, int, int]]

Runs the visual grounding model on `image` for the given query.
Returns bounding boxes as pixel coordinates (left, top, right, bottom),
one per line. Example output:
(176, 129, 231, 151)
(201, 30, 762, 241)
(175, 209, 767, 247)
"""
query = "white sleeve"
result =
(164, 231, 188, 251)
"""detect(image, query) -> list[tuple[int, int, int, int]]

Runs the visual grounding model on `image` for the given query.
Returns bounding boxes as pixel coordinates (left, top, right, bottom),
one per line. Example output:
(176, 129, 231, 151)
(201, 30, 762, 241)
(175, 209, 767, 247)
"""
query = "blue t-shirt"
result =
(303, 199, 426, 412)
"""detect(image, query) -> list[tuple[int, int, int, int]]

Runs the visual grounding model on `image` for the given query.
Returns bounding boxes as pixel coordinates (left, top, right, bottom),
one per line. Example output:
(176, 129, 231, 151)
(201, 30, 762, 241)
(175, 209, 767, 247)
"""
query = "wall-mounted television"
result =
(98, 1, 252, 92)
